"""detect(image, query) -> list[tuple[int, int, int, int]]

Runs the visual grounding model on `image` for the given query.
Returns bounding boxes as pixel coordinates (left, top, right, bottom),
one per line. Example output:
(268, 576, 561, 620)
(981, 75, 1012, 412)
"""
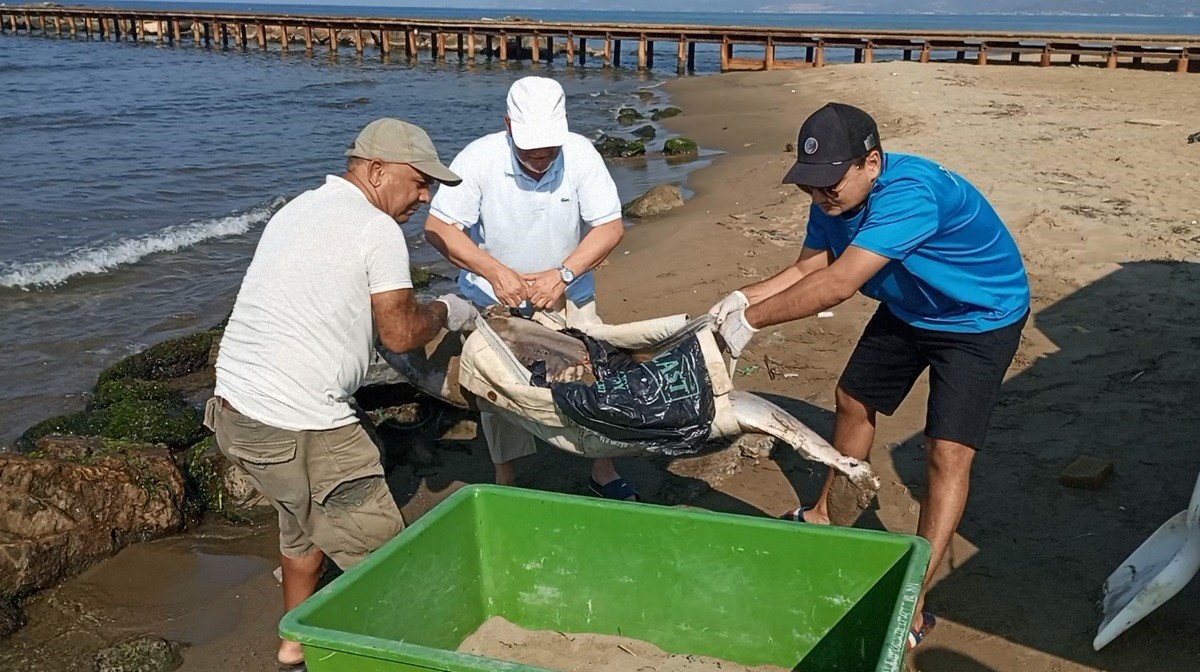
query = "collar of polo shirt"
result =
(504, 135, 564, 185)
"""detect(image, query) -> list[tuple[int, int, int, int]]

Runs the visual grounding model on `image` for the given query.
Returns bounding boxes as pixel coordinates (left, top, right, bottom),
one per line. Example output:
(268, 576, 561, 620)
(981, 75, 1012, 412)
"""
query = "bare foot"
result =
(278, 639, 304, 667)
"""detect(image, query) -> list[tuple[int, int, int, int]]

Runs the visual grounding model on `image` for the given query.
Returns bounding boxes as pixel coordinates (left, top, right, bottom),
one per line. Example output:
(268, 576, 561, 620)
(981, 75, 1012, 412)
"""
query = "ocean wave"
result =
(0, 197, 287, 290)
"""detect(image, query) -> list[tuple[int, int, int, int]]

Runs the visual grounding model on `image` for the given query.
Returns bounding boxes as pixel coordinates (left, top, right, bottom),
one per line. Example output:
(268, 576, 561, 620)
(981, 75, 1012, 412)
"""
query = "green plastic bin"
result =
(281, 485, 930, 672)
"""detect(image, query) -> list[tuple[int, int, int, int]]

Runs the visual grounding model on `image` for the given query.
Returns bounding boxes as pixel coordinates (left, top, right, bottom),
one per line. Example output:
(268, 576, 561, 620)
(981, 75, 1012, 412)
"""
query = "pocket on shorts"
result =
(320, 476, 404, 562)
(225, 437, 297, 466)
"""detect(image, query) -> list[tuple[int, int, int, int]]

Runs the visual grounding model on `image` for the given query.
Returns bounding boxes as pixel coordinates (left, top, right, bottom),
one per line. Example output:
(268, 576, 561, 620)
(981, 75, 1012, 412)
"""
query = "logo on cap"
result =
(803, 137, 819, 155)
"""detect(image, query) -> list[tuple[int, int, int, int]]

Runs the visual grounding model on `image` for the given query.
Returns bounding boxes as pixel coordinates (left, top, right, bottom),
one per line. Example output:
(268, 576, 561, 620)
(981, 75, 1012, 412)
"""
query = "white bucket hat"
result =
(506, 76, 569, 150)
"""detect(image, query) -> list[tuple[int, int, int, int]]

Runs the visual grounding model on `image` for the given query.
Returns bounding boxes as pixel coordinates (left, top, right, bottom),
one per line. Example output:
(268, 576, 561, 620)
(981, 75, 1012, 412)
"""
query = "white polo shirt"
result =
(429, 131, 622, 308)
(215, 175, 412, 431)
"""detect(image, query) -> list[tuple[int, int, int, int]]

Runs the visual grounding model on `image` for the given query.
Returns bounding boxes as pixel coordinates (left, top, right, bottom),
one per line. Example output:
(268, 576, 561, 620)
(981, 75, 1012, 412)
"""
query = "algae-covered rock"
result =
(622, 184, 685, 219)
(616, 107, 644, 126)
(94, 635, 183, 672)
(593, 135, 646, 159)
(651, 106, 682, 121)
(662, 137, 699, 157)
(632, 124, 657, 140)
(15, 412, 105, 453)
(97, 330, 219, 385)
(183, 436, 266, 520)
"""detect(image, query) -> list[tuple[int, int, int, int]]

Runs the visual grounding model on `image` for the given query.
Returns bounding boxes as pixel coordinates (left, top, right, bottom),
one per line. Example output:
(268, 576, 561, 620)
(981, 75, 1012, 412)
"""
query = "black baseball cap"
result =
(782, 103, 880, 188)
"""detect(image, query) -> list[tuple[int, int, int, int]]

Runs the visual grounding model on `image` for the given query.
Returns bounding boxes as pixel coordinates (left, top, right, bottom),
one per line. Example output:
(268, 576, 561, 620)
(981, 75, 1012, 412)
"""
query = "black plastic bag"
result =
(544, 332, 715, 456)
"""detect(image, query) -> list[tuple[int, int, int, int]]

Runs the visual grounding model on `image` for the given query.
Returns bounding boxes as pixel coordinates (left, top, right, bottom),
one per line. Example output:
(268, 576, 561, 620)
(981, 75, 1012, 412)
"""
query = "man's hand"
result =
(523, 269, 567, 310)
(718, 308, 759, 359)
(708, 290, 749, 326)
(434, 294, 479, 331)
(486, 264, 530, 308)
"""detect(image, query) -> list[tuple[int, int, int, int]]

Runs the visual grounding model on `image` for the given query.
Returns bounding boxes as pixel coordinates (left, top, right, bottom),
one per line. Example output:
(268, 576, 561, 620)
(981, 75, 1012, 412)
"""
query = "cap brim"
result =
(510, 118, 568, 150)
(782, 160, 854, 189)
(411, 160, 462, 186)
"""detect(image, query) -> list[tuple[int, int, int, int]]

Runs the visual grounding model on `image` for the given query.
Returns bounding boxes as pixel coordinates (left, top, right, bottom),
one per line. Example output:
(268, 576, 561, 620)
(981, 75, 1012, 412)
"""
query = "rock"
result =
(651, 106, 683, 121)
(785, 142, 795, 153)
(97, 330, 219, 385)
(622, 184, 685, 219)
(662, 137, 699, 157)
(616, 107, 644, 126)
(826, 473, 876, 527)
(732, 433, 775, 460)
(1188, 131, 1200, 144)
(593, 134, 646, 159)
(440, 418, 479, 442)
(1060, 455, 1114, 490)
(632, 124, 657, 140)
(634, 89, 657, 102)
(94, 636, 183, 672)
(0, 437, 187, 599)
(409, 266, 446, 290)
(15, 412, 104, 453)
(182, 437, 268, 520)
(0, 597, 24, 639)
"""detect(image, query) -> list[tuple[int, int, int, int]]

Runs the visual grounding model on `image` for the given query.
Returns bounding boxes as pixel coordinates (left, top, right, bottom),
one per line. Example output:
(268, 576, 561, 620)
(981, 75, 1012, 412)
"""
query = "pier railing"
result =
(3, 7, 1197, 74)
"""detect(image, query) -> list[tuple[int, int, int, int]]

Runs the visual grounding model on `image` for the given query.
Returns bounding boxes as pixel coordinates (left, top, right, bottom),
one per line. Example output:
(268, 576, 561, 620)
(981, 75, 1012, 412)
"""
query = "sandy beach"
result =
(5, 61, 1200, 671)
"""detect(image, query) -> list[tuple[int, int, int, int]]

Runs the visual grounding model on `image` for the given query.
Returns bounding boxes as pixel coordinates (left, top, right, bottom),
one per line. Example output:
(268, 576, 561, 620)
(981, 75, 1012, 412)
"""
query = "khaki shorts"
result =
(478, 298, 601, 465)
(204, 397, 404, 569)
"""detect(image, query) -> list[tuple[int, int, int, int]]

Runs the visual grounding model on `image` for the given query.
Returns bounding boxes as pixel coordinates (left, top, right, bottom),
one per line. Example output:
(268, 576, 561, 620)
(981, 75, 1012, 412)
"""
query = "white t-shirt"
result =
(429, 131, 621, 308)
(215, 175, 412, 431)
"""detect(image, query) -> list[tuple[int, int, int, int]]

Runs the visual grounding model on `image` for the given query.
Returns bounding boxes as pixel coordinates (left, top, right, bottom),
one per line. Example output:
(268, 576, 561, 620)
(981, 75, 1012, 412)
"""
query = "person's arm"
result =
(745, 245, 890, 329)
(742, 245, 834, 305)
(524, 219, 624, 309)
(371, 289, 448, 353)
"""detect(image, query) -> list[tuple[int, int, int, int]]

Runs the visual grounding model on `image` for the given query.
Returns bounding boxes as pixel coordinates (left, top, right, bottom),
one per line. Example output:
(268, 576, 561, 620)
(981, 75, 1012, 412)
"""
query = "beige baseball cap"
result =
(345, 118, 462, 185)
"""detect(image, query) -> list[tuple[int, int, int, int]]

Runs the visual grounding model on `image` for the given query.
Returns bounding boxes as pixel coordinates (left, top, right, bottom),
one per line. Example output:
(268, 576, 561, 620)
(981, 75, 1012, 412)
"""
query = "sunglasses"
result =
(797, 163, 861, 199)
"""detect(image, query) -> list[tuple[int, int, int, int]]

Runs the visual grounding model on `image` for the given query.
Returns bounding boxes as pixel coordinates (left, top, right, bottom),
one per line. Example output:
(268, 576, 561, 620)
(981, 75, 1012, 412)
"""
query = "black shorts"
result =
(838, 305, 1028, 449)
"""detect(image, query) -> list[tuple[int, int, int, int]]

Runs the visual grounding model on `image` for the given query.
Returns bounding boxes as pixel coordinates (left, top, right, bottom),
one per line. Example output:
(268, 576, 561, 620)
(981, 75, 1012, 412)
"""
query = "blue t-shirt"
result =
(804, 153, 1030, 333)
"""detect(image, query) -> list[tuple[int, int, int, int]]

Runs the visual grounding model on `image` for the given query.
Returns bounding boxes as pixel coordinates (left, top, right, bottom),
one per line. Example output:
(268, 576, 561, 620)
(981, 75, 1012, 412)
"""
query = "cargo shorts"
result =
(204, 397, 404, 569)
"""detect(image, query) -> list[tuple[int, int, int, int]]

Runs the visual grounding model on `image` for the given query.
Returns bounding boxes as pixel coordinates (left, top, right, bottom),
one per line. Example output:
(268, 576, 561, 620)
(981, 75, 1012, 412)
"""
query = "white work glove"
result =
(708, 290, 749, 326)
(719, 308, 758, 359)
(435, 294, 479, 332)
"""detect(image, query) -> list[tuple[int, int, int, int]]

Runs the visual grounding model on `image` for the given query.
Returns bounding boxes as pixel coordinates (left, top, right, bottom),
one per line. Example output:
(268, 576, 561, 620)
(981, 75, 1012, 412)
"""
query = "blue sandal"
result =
(589, 477, 640, 502)
(908, 612, 936, 649)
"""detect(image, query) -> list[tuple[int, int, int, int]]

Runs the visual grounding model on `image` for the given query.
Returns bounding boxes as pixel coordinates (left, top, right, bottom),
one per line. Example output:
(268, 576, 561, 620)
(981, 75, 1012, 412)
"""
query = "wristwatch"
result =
(557, 265, 576, 286)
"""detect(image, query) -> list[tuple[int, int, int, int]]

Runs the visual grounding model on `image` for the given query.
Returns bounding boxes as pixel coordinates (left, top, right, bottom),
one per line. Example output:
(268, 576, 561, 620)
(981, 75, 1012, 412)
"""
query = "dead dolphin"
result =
(379, 315, 879, 497)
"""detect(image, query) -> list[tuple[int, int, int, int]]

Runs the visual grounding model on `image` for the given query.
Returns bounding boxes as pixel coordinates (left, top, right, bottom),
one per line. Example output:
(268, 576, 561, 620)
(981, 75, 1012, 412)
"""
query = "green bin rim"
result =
(280, 484, 931, 672)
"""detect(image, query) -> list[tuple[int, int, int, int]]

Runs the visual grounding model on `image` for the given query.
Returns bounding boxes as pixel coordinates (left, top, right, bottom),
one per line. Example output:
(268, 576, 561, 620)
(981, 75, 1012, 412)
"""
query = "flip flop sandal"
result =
(588, 477, 640, 502)
(908, 611, 937, 649)
(779, 506, 812, 523)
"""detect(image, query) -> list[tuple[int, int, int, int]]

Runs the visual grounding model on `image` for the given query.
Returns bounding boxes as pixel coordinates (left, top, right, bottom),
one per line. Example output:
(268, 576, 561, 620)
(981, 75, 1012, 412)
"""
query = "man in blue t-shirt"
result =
(710, 103, 1030, 649)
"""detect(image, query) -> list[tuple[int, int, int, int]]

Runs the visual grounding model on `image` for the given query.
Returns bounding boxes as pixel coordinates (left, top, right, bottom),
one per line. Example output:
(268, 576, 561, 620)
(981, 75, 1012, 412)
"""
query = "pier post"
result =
(902, 49, 912, 61)
(499, 31, 507, 62)
(1177, 53, 1189, 74)
(977, 45, 988, 65)
(688, 40, 696, 71)
(233, 23, 242, 49)
(1106, 51, 1118, 69)
(720, 38, 730, 72)
(614, 39, 623, 67)
(531, 33, 540, 62)
(765, 38, 775, 70)
(485, 34, 493, 60)
(221, 21, 229, 48)
(53, 16, 61, 36)
(638, 37, 647, 70)
(1011, 51, 1021, 63)
(1040, 45, 1051, 67)
(406, 29, 415, 59)
(23, 13, 30, 33)
(864, 41, 874, 63)
(920, 43, 931, 63)
(328, 27, 338, 56)
(356, 28, 364, 55)
(281, 25, 289, 52)
(173, 18, 181, 44)
(381, 28, 390, 58)
(566, 33, 574, 63)
(677, 38, 686, 73)
(82, 16, 90, 39)
(434, 32, 443, 60)
(580, 37, 588, 65)
(603, 34, 612, 67)
(193, 20, 201, 46)
(1132, 55, 1143, 66)
(815, 41, 826, 68)
(1070, 53, 1080, 65)
(647, 40, 655, 68)
(545, 35, 553, 62)
(956, 49, 966, 61)
(455, 33, 463, 59)
(304, 25, 313, 52)
(854, 48, 863, 64)
(70, 16, 78, 38)
(467, 31, 475, 60)
(258, 24, 267, 51)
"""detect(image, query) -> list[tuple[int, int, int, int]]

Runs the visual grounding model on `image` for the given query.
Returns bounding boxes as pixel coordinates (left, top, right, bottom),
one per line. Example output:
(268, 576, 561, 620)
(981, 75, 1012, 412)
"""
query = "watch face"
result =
(560, 267, 575, 283)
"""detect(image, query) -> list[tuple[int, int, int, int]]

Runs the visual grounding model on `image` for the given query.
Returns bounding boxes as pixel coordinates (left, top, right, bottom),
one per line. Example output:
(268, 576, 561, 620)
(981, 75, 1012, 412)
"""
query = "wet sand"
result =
(4, 62, 1200, 672)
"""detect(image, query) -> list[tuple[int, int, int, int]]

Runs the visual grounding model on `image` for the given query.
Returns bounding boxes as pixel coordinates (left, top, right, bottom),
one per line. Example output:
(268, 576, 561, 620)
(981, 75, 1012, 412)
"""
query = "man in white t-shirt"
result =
(424, 76, 636, 501)
(208, 118, 477, 672)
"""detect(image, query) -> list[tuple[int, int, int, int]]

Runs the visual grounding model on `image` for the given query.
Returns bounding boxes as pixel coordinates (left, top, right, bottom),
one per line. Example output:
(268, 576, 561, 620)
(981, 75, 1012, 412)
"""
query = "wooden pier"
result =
(2, 6, 1198, 74)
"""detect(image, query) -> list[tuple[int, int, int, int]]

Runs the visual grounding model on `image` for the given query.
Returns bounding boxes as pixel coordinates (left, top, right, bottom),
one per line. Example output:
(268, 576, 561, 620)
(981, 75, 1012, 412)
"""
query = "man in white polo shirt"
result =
(424, 76, 635, 501)
(209, 118, 478, 671)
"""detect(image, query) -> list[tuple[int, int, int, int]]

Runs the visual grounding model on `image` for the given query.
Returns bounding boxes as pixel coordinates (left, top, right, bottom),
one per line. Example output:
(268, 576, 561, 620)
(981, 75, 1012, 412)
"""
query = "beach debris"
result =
(736, 364, 760, 377)
(651, 106, 683, 121)
(662, 137, 699, 157)
(1061, 455, 1115, 490)
(622, 184, 684, 219)
(593, 134, 646, 159)
(1124, 118, 1181, 127)
(785, 142, 795, 153)
(1188, 131, 1200, 144)
(94, 635, 183, 672)
(818, 311, 835, 318)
